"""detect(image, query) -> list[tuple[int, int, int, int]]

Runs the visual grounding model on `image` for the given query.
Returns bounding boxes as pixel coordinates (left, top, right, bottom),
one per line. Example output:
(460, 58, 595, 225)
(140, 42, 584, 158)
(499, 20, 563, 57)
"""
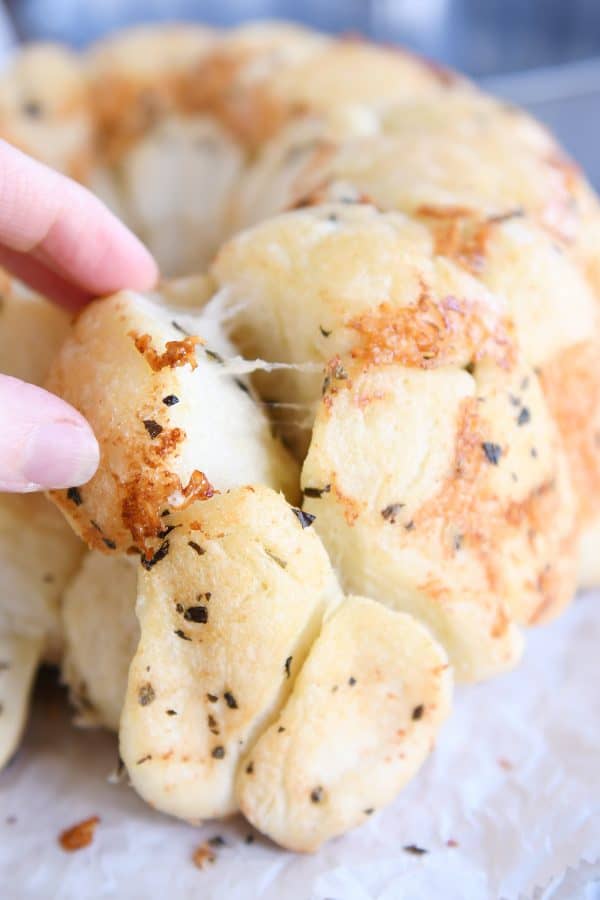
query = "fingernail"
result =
(21, 420, 99, 489)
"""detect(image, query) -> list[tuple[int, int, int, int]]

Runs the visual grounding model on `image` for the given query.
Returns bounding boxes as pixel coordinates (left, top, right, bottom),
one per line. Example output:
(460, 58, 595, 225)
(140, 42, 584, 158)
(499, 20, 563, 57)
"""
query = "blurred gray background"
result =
(2, 0, 600, 185)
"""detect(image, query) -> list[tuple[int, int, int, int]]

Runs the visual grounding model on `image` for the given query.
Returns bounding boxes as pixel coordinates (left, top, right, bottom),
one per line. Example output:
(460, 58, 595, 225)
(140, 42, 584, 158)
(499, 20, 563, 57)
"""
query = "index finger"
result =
(0, 140, 158, 302)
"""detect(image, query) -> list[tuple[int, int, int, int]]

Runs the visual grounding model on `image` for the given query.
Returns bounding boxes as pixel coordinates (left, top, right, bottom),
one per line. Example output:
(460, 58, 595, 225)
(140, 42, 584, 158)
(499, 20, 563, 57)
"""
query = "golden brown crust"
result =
(177, 50, 296, 154)
(302, 354, 576, 678)
(413, 397, 576, 626)
(416, 204, 518, 274)
(131, 331, 201, 371)
(541, 339, 600, 523)
(347, 289, 514, 370)
(91, 74, 177, 164)
(121, 467, 215, 556)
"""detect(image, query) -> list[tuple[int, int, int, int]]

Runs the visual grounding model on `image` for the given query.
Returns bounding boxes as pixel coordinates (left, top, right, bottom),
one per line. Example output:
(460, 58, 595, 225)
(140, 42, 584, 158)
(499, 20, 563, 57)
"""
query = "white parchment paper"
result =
(0, 592, 599, 900)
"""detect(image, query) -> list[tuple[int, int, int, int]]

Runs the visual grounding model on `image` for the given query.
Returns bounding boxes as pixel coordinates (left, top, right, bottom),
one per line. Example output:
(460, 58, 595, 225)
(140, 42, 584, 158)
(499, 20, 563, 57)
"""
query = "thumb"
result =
(0, 374, 99, 492)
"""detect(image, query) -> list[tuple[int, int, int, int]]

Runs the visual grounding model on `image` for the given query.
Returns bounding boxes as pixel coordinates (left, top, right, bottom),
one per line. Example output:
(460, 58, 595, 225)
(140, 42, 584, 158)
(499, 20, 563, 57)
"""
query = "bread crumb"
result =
(58, 816, 100, 852)
(192, 842, 216, 869)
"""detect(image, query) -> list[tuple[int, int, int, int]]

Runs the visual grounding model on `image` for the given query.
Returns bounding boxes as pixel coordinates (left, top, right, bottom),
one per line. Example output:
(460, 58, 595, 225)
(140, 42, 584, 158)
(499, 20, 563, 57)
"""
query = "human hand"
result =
(0, 140, 158, 492)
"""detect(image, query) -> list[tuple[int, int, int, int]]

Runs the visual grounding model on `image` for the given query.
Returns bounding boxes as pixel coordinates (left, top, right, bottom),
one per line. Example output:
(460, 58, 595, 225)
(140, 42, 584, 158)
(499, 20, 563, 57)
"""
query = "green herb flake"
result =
(310, 787, 323, 804)
(381, 503, 405, 523)
(141, 541, 170, 570)
(188, 541, 205, 556)
(138, 683, 156, 706)
(303, 484, 331, 499)
(291, 507, 316, 528)
(143, 419, 163, 439)
(184, 605, 208, 624)
(208, 836, 226, 848)
(482, 442, 502, 465)
(23, 100, 42, 118)
(265, 548, 287, 568)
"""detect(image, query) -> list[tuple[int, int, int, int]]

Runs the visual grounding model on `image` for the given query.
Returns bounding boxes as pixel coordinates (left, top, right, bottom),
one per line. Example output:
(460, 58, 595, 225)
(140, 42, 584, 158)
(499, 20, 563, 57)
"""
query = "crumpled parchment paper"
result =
(0, 592, 598, 900)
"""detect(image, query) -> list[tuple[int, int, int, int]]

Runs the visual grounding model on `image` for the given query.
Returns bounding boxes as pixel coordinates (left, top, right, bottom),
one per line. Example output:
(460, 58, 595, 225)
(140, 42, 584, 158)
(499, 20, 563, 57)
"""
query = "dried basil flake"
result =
(265, 548, 287, 568)
(184, 605, 208, 624)
(482, 442, 502, 465)
(188, 541, 205, 556)
(310, 787, 323, 804)
(67, 486, 83, 506)
(138, 682, 156, 706)
(303, 484, 331, 499)
(141, 541, 170, 570)
(291, 507, 315, 528)
(208, 836, 226, 848)
(381, 503, 405, 523)
(23, 100, 42, 117)
(235, 378, 250, 395)
(143, 419, 163, 439)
